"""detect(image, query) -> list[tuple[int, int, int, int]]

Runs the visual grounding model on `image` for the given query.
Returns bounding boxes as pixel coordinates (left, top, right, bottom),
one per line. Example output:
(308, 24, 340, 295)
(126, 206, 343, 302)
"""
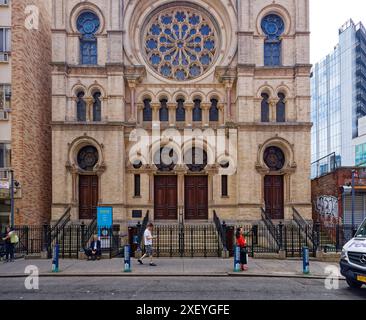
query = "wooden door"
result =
(264, 175, 284, 220)
(79, 175, 98, 220)
(154, 175, 178, 220)
(185, 176, 208, 220)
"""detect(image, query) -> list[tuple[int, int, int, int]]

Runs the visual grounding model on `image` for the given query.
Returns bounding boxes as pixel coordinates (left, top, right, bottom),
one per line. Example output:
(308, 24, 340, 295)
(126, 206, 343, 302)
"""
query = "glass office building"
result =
(311, 20, 366, 178)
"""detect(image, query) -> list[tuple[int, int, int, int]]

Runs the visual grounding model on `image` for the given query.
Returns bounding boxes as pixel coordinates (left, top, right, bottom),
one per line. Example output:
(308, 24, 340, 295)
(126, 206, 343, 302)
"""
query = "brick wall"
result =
(11, 0, 52, 225)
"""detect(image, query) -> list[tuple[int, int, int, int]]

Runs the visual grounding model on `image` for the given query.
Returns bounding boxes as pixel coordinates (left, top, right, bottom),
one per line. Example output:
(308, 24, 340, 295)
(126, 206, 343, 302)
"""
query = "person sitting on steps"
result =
(84, 235, 102, 261)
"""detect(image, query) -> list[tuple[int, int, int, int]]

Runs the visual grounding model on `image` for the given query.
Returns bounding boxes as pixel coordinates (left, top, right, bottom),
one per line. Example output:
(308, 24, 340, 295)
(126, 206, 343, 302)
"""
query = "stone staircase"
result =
(153, 223, 222, 257)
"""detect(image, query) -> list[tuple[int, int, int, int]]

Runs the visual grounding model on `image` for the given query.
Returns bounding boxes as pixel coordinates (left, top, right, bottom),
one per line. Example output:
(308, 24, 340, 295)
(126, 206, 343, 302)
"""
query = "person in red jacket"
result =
(236, 227, 248, 271)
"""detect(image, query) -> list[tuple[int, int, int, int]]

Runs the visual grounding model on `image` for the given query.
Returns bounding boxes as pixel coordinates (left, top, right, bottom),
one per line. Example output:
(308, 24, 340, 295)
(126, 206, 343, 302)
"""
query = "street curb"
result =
(0, 272, 346, 281)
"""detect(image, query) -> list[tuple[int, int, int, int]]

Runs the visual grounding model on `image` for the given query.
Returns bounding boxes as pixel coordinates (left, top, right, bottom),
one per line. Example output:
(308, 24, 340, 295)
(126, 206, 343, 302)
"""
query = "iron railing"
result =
(154, 224, 221, 258)
(50, 206, 71, 242)
(292, 207, 315, 248)
(213, 210, 227, 251)
(261, 207, 280, 248)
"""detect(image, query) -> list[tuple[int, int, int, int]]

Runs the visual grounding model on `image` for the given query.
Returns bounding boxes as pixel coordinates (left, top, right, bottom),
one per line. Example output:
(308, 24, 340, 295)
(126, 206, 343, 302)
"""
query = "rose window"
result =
(143, 7, 218, 81)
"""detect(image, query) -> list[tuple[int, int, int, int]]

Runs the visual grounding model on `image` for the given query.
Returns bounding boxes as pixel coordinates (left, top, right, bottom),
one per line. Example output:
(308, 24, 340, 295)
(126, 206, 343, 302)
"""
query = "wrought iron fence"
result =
(148, 224, 222, 258)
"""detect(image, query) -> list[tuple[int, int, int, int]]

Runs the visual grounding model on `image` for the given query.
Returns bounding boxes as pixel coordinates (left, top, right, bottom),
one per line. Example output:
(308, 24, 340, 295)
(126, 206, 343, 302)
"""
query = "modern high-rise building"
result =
(311, 20, 366, 177)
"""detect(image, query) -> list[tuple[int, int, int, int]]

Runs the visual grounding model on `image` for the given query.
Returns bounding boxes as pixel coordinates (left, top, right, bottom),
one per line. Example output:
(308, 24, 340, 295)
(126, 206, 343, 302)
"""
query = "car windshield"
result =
(355, 220, 366, 238)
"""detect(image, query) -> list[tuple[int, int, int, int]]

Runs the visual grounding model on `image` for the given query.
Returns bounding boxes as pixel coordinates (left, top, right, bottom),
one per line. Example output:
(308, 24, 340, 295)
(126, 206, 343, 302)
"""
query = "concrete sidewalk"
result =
(0, 257, 344, 280)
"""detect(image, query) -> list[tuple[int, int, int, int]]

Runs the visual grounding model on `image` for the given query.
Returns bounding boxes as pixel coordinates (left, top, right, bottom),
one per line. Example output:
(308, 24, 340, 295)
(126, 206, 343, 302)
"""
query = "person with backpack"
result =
(2, 226, 17, 263)
(236, 227, 248, 271)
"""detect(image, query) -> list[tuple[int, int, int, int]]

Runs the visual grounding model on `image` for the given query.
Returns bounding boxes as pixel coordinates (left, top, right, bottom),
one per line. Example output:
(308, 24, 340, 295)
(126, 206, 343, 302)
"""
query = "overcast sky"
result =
(310, 0, 366, 63)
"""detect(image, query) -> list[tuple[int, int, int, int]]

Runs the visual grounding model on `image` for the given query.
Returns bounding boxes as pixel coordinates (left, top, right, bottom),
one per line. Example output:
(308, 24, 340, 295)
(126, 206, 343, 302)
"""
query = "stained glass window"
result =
(264, 146, 285, 171)
(192, 99, 202, 122)
(93, 91, 102, 122)
(209, 99, 219, 122)
(143, 99, 152, 122)
(176, 99, 185, 122)
(77, 11, 100, 65)
(261, 14, 284, 66)
(77, 91, 86, 122)
(159, 99, 169, 122)
(77, 146, 99, 171)
(144, 7, 217, 81)
(261, 93, 270, 122)
(276, 92, 286, 122)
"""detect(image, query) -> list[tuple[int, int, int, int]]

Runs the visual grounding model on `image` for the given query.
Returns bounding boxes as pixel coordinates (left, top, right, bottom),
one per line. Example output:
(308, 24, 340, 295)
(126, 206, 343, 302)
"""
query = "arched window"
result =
(93, 91, 102, 122)
(192, 99, 202, 122)
(276, 92, 286, 122)
(76, 91, 86, 122)
(261, 14, 285, 66)
(77, 11, 100, 65)
(264, 146, 285, 171)
(77, 146, 99, 171)
(176, 99, 185, 122)
(143, 99, 152, 122)
(261, 93, 270, 122)
(159, 99, 169, 122)
(209, 98, 219, 122)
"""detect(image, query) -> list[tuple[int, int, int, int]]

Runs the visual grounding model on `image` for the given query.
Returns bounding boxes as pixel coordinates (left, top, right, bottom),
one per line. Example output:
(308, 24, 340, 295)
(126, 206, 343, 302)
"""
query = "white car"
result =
(340, 219, 366, 289)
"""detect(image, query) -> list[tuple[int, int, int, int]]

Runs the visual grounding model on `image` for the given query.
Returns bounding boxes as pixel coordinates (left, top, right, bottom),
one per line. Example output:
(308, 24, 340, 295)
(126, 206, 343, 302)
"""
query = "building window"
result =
(93, 91, 102, 122)
(0, 143, 11, 169)
(0, 85, 11, 109)
(134, 174, 141, 197)
(143, 6, 218, 81)
(261, 14, 284, 66)
(276, 92, 286, 122)
(264, 146, 285, 171)
(209, 98, 219, 122)
(159, 99, 169, 122)
(176, 99, 185, 122)
(76, 91, 87, 122)
(77, 146, 99, 171)
(143, 99, 152, 122)
(221, 175, 228, 197)
(77, 11, 100, 65)
(0, 0, 10, 6)
(261, 93, 270, 122)
(192, 99, 202, 122)
(0, 28, 11, 52)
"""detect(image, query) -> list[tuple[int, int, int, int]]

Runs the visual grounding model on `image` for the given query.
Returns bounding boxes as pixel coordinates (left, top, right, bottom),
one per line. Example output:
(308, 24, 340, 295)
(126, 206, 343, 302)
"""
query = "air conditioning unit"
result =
(0, 53, 9, 62)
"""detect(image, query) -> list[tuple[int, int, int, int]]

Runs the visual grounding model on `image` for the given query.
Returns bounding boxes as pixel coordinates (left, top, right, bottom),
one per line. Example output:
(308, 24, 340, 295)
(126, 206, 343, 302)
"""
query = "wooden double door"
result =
(79, 175, 98, 220)
(185, 176, 208, 220)
(154, 175, 208, 220)
(264, 175, 284, 220)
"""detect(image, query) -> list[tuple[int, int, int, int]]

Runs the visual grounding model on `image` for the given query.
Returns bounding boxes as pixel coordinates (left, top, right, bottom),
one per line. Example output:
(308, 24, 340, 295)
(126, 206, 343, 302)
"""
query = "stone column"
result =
(137, 103, 144, 127)
(168, 102, 176, 127)
(129, 82, 137, 123)
(270, 99, 277, 123)
(202, 102, 211, 127)
(151, 102, 160, 123)
(85, 97, 93, 122)
(218, 102, 225, 126)
(185, 102, 194, 127)
(224, 81, 233, 122)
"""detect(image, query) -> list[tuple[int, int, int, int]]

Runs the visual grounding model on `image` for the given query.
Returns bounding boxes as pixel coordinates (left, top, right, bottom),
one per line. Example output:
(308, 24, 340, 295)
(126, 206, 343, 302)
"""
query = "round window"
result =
(264, 146, 285, 171)
(77, 146, 99, 171)
(143, 5, 218, 81)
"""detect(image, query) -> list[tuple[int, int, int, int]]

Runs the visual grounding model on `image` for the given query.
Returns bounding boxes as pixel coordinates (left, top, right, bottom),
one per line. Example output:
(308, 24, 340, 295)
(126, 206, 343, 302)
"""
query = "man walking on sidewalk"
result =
(138, 223, 157, 267)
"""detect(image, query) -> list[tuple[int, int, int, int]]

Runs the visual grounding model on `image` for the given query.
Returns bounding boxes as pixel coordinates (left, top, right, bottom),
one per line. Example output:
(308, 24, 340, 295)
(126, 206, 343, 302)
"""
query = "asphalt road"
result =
(0, 276, 365, 300)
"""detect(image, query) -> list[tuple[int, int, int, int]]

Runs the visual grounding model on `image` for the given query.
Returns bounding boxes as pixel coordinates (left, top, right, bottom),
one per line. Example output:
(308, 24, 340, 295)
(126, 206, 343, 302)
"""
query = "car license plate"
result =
(357, 275, 366, 283)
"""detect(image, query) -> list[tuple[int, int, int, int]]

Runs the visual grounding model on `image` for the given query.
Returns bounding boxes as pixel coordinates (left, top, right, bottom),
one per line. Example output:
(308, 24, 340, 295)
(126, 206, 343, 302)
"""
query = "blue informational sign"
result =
(97, 207, 113, 248)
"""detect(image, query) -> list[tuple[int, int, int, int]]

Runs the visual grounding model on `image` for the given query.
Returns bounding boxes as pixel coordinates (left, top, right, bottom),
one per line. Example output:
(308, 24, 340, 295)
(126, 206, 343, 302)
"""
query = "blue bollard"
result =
(52, 244, 59, 273)
(234, 246, 241, 272)
(124, 245, 131, 273)
(303, 246, 310, 274)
